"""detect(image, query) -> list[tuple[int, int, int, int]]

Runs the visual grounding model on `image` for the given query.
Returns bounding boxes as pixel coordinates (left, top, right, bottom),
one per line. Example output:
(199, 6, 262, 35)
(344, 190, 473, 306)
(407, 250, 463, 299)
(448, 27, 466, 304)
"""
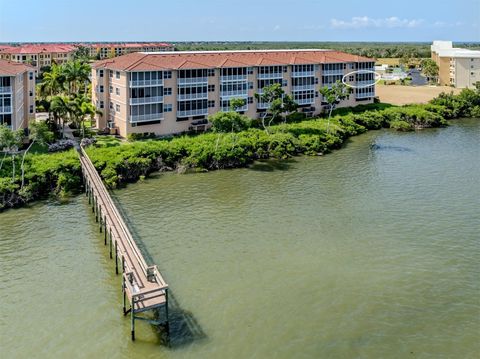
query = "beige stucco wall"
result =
(453, 57, 480, 88)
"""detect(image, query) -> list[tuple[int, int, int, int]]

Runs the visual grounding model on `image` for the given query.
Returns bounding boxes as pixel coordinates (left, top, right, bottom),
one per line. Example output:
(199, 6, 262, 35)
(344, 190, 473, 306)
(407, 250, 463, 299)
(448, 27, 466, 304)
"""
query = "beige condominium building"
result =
(91, 49, 375, 138)
(0, 44, 76, 73)
(431, 41, 480, 88)
(0, 59, 36, 130)
(87, 42, 175, 60)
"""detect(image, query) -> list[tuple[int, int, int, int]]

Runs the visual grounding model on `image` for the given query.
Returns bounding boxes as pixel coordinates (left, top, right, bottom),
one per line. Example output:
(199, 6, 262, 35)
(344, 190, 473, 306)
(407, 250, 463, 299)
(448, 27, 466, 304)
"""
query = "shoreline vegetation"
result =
(1, 88, 480, 211)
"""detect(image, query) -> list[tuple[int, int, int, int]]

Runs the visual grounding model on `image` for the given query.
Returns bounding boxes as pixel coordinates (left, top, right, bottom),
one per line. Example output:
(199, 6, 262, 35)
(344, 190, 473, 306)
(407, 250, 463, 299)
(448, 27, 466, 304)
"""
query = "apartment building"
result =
(0, 59, 36, 130)
(431, 41, 480, 88)
(91, 50, 375, 138)
(0, 44, 76, 73)
(88, 43, 174, 59)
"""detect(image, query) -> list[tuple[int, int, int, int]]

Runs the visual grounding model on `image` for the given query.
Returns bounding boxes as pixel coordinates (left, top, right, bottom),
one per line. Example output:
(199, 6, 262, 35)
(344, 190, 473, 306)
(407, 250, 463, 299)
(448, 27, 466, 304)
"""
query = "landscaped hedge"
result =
(1, 87, 479, 209)
(0, 149, 81, 210)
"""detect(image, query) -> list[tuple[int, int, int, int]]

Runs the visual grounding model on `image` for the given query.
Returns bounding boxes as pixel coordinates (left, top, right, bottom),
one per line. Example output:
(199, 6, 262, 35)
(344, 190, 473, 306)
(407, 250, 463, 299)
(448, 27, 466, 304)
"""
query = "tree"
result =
(319, 80, 352, 133)
(62, 60, 91, 95)
(72, 46, 92, 62)
(421, 59, 439, 84)
(209, 111, 251, 133)
(39, 63, 65, 97)
(20, 121, 54, 188)
(50, 95, 71, 137)
(68, 95, 102, 137)
(229, 98, 246, 112)
(0, 124, 24, 181)
(255, 83, 298, 132)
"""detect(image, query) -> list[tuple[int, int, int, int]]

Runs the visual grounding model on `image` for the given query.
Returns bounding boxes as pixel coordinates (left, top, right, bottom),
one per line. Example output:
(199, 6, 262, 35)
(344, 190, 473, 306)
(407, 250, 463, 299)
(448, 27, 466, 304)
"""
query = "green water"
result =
(1, 119, 479, 358)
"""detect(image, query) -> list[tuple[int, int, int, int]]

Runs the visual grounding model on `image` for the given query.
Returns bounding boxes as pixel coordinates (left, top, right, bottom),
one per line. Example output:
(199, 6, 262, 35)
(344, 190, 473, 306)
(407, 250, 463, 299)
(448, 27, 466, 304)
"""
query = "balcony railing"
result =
(0, 106, 12, 114)
(177, 77, 208, 85)
(257, 72, 283, 80)
(292, 71, 315, 78)
(322, 69, 344, 76)
(130, 79, 164, 87)
(0, 86, 12, 94)
(292, 85, 315, 91)
(356, 92, 375, 99)
(257, 102, 270, 109)
(130, 96, 164, 105)
(220, 90, 248, 98)
(220, 74, 248, 82)
(295, 98, 315, 105)
(177, 92, 208, 101)
(221, 104, 248, 112)
(177, 108, 209, 118)
(356, 80, 375, 87)
(129, 113, 164, 123)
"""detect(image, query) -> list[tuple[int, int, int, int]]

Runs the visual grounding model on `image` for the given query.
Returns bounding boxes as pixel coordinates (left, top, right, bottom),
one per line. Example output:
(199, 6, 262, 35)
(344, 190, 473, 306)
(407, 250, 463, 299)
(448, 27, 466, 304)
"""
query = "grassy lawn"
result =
(29, 143, 49, 154)
(94, 135, 122, 148)
(376, 58, 401, 66)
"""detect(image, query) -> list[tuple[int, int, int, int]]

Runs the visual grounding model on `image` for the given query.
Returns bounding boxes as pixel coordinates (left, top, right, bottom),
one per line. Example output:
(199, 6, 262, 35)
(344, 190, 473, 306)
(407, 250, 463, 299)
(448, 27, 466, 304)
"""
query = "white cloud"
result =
(330, 16, 424, 29)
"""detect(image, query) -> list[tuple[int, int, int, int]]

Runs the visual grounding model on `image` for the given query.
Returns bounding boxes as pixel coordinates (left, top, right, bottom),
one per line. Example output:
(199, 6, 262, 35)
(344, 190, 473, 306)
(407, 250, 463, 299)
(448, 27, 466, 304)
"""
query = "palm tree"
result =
(50, 95, 71, 137)
(68, 95, 101, 137)
(41, 63, 65, 97)
(62, 60, 90, 95)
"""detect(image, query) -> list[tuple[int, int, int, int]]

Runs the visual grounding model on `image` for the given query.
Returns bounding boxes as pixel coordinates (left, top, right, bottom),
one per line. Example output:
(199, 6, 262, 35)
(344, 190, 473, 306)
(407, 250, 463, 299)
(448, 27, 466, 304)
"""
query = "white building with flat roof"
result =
(431, 41, 480, 88)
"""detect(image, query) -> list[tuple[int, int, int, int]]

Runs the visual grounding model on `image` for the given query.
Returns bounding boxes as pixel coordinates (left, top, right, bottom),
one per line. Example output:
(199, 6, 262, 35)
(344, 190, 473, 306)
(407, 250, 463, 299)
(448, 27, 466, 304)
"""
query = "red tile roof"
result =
(92, 50, 374, 71)
(89, 42, 172, 49)
(0, 44, 76, 54)
(0, 59, 34, 75)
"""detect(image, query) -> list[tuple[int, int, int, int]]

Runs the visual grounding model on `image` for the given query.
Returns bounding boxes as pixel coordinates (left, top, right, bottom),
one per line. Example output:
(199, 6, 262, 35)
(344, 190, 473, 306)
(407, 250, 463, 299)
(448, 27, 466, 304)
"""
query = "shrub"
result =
(209, 111, 251, 133)
(390, 120, 413, 131)
(48, 139, 76, 152)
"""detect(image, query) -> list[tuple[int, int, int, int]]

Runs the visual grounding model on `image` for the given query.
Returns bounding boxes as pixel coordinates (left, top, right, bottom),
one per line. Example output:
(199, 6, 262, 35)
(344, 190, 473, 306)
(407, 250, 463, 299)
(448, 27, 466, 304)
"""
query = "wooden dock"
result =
(79, 146, 169, 341)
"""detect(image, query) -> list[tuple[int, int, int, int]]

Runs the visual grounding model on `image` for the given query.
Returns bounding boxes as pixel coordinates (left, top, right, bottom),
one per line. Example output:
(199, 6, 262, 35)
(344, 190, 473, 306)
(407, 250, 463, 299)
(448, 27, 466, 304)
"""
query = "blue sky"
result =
(0, 0, 478, 42)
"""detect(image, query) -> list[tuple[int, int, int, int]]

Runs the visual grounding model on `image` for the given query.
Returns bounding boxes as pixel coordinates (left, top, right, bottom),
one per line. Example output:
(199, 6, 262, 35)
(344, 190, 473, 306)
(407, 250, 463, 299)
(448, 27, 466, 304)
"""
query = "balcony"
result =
(221, 104, 248, 112)
(356, 80, 375, 87)
(130, 79, 163, 87)
(130, 96, 163, 105)
(292, 71, 315, 78)
(295, 98, 315, 105)
(257, 72, 283, 80)
(220, 74, 248, 82)
(322, 69, 344, 76)
(177, 92, 208, 101)
(129, 113, 164, 123)
(356, 92, 375, 99)
(257, 102, 270, 109)
(177, 77, 208, 85)
(0, 106, 12, 114)
(220, 90, 248, 99)
(0, 86, 12, 94)
(292, 84, 315, 91)
(177, 108, 209, 118)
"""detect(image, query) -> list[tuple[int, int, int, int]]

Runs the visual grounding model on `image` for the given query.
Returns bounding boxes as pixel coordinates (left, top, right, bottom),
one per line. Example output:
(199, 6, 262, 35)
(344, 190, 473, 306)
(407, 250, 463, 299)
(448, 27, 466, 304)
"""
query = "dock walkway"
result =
(79, 146, 169, 340)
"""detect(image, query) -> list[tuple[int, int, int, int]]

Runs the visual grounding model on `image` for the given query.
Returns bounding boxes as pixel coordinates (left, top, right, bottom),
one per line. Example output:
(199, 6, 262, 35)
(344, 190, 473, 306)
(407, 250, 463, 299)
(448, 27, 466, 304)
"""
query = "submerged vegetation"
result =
(1, 87, 480, 210)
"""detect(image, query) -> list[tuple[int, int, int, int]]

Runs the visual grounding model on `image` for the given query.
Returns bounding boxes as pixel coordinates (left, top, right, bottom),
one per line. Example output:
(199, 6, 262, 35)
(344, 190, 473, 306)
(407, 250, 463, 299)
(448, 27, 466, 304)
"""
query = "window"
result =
(99, 70, 104, 77)
(109, 86, 113, 93)
(109, 70, 113, 78)
(116, 104, 120, 112)
(207, 69, 215, 77)
(164, 87, 172, 96)
(248, 82, 254, 89)
(164, 104, 173, 112)
(248, 97, 253, 104)
(247, 67, 253, 75)
(29, 91, 33, 97)
(116, 87, 120, 95)
(99, 85, 104, 93)
(208, 84, 215, 92)
(109, 102, 113, 109)
(29, 105, 34, 114)
(116, 71, 120, 79)
(29, 72, 33, 80)
(100, 101, 104, 109)
(164, 71, 172, 79)
(282, 79, 288, 87)
(208, 100, 215, 108)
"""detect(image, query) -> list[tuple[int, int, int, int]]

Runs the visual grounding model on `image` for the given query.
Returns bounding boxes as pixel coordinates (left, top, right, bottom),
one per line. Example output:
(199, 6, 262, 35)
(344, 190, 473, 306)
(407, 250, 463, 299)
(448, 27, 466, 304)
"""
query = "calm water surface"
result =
(1, 119, 479, 358)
